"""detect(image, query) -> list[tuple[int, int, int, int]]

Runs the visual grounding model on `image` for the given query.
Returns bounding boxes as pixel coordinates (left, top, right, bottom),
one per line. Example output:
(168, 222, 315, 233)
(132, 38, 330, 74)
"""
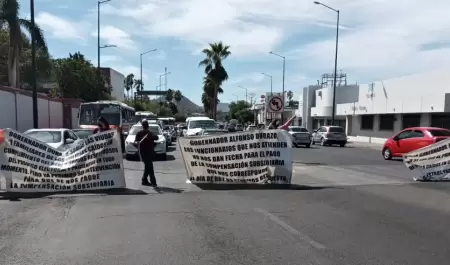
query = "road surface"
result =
(1, 142, 450, 264)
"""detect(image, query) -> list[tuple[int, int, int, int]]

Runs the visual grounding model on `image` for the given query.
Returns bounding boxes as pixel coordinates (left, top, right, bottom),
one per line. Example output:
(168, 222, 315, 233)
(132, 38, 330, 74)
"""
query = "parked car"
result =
(72, 128, 94, 139)
(24, 128, 82, 150)
(125, 124, 167, 160)
(311, 126, 347, 147)
(286, 126, 311, 148)
(236, 124, 244, 131)
(382, 127, 450, 160)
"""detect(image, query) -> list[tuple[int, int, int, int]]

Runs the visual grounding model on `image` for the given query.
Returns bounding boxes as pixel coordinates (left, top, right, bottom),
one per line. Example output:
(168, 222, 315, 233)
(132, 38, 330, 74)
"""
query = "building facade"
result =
(298, 69, 450, 144)
(100, 67, 125, 101)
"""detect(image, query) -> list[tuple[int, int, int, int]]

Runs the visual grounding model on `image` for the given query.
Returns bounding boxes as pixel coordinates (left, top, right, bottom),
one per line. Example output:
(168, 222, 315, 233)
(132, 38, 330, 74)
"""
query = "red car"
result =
(382, 127, 450, 160)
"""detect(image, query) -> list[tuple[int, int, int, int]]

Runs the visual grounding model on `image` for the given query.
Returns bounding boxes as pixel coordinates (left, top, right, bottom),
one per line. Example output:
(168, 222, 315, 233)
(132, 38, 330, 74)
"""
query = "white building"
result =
(100, 67, 125, 101)
(298, 69, 450, 144)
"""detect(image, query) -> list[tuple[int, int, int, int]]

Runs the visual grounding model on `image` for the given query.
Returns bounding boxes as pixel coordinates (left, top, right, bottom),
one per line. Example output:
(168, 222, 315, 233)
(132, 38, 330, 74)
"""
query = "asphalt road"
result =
(291, 143, 414, 187)
(2, 142, 450, 264)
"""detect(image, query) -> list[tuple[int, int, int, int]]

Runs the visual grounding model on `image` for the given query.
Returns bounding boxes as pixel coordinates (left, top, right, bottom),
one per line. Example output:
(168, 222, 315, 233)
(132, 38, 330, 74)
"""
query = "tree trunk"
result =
(7, 45, 18, 88)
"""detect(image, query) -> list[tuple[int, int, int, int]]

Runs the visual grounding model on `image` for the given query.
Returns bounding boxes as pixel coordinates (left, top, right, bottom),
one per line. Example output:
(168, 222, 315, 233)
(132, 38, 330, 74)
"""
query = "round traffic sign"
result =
(269, 96, 283, 111)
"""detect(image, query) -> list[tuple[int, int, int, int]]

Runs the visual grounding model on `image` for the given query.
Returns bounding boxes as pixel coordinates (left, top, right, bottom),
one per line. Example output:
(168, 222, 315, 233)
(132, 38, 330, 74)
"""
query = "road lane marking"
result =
(254, 208, 326, 249)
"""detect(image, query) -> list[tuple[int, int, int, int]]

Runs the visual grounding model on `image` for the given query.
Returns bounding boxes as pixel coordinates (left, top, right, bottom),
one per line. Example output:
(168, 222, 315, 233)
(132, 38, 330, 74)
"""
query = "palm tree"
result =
(174, 90, 182, 109)
(202, 75, 223, 118)
(1, 0, 48, 88)
(198, 41, 231, 120)
(124, 73, 134, 99)
(165, 88, 173, 103)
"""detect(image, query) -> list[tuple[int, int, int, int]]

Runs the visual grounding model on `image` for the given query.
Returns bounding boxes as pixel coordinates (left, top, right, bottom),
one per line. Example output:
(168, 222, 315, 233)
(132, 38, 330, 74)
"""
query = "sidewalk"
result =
(346, 141, 383, 151)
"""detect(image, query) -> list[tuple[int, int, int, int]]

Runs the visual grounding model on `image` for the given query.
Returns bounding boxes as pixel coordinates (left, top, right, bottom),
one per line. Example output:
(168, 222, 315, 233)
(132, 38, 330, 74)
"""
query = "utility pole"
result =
(31, 0, 38, 128)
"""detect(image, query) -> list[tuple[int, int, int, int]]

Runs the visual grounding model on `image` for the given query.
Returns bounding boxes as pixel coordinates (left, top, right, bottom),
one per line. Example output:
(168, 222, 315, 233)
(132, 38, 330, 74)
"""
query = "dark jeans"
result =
(141, 152, 156, 185)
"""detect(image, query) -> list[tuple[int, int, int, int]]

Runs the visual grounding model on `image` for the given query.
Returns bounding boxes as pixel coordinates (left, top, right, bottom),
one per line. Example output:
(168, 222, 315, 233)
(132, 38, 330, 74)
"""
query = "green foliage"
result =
(52, 52, 111, 101)
(174, 90, 182, 103)
(166, 88, 174, 102)
(198, 41, 231, 119)
(229, 100, 254, 124)
(174, 113, 186, 122)
(167, 101, 178, 114)
(124, 74, 134, 97)
(134, 78, 143, 92)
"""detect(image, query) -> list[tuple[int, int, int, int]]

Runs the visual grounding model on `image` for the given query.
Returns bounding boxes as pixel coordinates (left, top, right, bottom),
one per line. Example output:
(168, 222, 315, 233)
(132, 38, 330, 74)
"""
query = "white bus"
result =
(78, 101, 135, 133)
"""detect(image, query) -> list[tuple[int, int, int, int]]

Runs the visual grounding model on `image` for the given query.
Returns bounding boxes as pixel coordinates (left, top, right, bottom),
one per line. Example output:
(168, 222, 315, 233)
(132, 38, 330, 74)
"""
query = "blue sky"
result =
(21, 0, 450, 106)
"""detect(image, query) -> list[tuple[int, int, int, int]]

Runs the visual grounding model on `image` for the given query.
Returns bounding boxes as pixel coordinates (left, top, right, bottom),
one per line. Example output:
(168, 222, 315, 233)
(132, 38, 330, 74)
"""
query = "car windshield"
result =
(79, 104, 121, 126)
(428, 129, 450, 136)
(290, 127, 308, 132)
(189, 120, 216, 129)
(73, 130, 93, 139)
(329, 127, 345, 133)
(129, 125, 161, 135)
(26, 131, 61, 143)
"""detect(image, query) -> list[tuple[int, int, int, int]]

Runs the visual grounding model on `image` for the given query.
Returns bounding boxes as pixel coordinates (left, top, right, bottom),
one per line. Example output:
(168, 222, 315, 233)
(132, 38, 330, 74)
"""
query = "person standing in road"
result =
(134, 119, 159, 186)
(93, 117, 111, 134)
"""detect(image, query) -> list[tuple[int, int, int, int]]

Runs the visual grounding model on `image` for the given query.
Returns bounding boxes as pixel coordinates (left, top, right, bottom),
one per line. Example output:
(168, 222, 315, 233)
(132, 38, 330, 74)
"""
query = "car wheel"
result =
(320, 138, 327, 146)
(382, 148, 392, 160)
(305, 144, 311, 148)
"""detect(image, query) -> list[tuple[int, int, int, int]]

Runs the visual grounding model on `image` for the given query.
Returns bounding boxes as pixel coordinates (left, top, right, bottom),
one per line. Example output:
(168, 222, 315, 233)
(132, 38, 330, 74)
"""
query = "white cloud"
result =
(289, 0, 450, 82)
(92, 26, 135, 50)
(36, 12, 87, 40)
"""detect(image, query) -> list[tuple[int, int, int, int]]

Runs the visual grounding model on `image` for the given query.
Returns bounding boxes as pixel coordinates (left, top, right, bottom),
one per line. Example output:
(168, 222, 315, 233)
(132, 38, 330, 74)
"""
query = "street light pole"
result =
(314, 1, 339, 125)
(238, 85, 248, 105)
(30, 0, 38, 128)
(269, 51, 286, 122)
(261, 73, 273, 95)
(159, 70, 171, 114)
(139, 49, 157, 103)
(97, 0, 111, 76)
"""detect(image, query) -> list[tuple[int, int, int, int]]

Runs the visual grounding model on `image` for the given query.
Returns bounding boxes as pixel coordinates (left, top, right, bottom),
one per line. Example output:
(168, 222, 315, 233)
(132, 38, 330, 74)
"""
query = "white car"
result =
(184, 118, 217, 136)
(24, 128, 82, 150)
(286, 126, 312, 148)
(124, 124, 167, 160)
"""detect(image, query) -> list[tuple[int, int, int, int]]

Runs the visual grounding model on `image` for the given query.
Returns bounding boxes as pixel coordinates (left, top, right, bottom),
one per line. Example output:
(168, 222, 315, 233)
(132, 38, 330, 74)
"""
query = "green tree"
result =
(124, 73, 134, 99)
(229, 100, 251, 118)
(198, 41, 231, 120)
(174, 113, 186, 122)
(174, 89, 182, 108)
(202, 75, 223, 118)
(1, 0, 48, 88)
(53, 52, 111, 101)
(167, 101, 178, 114)
(287, 90, 294, 106)
(134, 78, 143, 92)
(165, 88, 174, 102)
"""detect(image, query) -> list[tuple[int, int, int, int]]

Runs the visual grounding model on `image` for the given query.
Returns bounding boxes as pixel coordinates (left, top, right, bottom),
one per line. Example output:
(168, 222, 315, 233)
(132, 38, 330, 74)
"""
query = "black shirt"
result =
(135, 130, 158, 154)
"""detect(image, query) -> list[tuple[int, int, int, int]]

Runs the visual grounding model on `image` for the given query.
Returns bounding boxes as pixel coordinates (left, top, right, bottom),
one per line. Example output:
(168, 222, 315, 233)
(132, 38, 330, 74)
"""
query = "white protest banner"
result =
(179, 129, 292, 184)
(403, 138, 450, 181)
(0, 129, 126, 192)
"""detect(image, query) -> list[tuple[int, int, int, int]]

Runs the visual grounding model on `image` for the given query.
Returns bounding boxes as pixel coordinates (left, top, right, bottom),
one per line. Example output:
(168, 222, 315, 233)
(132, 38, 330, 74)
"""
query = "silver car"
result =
(311, 126, 347, 147)
(24, 128, 81, 150)
(287, 126, 312, 148)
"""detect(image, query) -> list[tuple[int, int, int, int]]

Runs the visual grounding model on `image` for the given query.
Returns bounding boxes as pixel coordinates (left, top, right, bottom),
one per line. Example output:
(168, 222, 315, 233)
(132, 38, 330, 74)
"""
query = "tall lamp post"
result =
(97, 0, 112, 75)
(159, 70, 171, 114)
(238, 85, 248, 105)
(139, 49, 157, 102)
(269, 51, 286, 122)
(261, 73, 273, 95)
(30, 0, 38, 128)
(314, 1, 339, 125)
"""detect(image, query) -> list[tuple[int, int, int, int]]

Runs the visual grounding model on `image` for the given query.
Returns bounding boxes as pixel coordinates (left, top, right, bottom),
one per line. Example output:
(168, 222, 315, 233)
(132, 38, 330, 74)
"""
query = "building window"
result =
(431, 114, 450, 130)
(402, 114, 421, 129)
(360, 115, 374, 130)
(379, 114, 395, 131)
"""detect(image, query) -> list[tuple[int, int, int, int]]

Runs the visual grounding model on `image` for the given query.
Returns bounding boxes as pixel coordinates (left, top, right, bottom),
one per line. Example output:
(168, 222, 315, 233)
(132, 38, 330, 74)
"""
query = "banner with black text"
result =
(179, 130, 292, 184)
(0, 129, 126, 192)
(403, 138, 450, 181)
